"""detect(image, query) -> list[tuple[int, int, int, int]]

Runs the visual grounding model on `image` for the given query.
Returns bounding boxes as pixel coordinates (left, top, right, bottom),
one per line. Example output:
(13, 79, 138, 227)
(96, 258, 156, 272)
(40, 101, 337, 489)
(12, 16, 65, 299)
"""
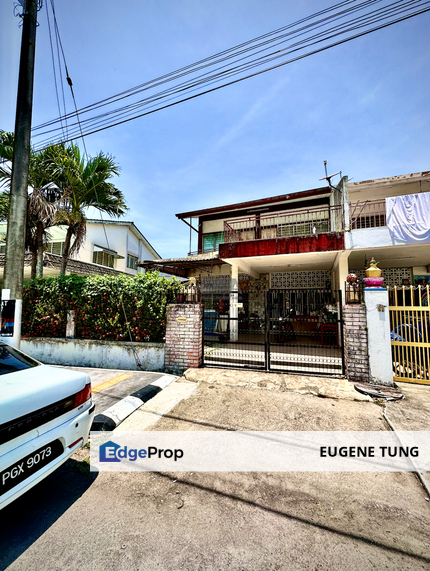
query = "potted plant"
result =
(176, 284, 185, 303)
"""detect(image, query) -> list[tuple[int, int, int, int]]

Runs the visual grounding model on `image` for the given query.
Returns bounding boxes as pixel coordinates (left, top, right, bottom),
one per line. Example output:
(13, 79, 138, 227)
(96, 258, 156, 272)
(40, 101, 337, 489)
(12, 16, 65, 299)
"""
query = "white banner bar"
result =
(90, 431, 430, 472)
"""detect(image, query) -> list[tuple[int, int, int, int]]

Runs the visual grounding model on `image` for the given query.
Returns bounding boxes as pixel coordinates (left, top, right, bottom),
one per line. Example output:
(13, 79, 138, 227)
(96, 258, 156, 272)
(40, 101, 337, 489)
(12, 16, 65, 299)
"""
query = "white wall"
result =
(82, 223, 126, 269)
(365, 288, 394, 386)
(350, 227, 394, 249)
(22, 338, 164, 371)
(83, 223, 157, 275)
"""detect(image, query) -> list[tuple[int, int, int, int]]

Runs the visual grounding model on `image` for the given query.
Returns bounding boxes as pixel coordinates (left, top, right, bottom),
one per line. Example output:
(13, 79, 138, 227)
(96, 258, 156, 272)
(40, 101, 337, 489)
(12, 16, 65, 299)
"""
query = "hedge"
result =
(22, 272, 182, 342)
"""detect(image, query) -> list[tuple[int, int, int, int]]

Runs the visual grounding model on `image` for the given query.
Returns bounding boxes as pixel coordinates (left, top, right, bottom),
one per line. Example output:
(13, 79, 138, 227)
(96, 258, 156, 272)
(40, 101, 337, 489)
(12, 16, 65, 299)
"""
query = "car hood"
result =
(0, 365, 90, 425)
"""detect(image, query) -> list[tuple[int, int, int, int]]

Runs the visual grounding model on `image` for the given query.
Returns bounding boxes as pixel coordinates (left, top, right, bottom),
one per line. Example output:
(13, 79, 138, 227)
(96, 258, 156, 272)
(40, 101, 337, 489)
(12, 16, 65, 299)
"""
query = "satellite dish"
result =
(319, 172, 341, 181)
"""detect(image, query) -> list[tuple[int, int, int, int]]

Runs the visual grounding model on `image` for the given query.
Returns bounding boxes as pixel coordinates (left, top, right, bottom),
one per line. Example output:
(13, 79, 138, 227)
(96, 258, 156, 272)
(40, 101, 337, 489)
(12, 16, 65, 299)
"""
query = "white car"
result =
(0, 342, 95, 510)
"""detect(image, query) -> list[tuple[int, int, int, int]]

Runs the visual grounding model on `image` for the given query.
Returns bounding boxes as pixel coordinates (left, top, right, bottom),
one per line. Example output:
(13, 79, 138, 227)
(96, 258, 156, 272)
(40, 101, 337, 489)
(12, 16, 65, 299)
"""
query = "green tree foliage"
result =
(22, 272, 183, 342)
(0, 191, 10, 221)
(47, 143, 128, 274)
(0, 133, 128, 278)
(0, 132, 65, 278)
(0, 131, 15, 220)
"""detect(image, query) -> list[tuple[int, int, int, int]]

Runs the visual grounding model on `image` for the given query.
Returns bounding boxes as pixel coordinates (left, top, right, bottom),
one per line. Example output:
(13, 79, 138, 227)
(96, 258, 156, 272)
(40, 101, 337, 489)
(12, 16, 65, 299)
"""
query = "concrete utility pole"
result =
(2, 0, 38, 347)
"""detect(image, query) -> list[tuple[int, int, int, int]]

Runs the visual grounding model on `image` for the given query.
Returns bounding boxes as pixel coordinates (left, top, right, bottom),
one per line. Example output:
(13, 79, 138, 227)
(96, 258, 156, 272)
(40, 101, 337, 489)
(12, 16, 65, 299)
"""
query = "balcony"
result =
(349, 199, 386, 229)
(348, 199, 390, 250)
(223, 204, 344, 243)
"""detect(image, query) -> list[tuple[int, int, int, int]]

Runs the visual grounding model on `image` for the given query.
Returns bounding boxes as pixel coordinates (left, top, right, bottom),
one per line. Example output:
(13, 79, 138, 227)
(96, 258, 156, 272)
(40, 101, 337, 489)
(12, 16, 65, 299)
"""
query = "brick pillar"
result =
(164, 303, 203, 374)
(343, 304, 370, 382)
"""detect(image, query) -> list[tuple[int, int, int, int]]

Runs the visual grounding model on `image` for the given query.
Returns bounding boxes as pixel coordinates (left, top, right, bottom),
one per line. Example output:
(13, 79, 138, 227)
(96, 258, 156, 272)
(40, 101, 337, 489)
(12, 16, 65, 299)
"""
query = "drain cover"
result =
(354, 383, 404, 401)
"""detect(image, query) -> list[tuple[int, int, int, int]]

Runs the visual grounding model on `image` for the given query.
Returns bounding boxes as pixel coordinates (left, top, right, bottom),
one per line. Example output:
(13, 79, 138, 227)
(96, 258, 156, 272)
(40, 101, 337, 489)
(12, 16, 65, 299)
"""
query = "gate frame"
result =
(202, 287, 345, 376)
(389, 285, 430, 385)
(264, 288, 345, 376)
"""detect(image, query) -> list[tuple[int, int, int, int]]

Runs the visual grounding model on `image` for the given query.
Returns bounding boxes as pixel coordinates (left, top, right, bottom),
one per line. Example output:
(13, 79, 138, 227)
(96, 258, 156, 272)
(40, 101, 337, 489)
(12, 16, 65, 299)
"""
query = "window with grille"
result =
(0, 244, 5, 254)
(93, 250, 115, 268)
(203, 232, 224, 252)
(127, 254, 138, 270)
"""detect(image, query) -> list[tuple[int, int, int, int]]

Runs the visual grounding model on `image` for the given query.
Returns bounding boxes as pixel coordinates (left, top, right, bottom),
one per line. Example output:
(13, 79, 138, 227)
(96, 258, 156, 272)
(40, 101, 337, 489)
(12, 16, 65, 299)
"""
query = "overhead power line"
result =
(32, 0, 430, 150)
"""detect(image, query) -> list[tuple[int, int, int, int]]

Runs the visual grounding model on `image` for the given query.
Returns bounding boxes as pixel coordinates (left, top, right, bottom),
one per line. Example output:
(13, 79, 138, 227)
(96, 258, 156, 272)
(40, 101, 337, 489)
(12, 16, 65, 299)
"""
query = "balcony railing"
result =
(349, 199, 386, 229)
(223, 205, 344, 243)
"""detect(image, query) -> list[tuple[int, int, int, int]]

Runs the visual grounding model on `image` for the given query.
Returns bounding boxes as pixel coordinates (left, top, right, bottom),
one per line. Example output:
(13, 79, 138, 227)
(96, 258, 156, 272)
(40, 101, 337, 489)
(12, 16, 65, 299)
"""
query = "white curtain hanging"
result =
(386, 192, 430, 244)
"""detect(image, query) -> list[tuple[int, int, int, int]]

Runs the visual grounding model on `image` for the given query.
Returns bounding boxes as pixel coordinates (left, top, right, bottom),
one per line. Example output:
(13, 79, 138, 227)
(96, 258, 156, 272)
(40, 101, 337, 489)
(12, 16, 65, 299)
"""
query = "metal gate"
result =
(202, 288, 344, 375)
(389, 286, 430, 384)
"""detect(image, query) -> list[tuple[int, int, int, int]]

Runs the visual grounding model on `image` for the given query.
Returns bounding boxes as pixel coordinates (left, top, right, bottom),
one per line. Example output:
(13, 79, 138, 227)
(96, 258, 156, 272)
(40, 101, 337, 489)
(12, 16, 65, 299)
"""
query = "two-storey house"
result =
(0, 219, 160, 281)
(141, 170, 430, 376)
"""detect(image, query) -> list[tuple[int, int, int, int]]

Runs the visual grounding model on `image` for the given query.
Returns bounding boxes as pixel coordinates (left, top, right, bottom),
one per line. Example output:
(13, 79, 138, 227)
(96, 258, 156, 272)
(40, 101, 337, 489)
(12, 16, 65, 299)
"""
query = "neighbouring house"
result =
(0, 219, 161, 281)
(140, 170, 430, 377)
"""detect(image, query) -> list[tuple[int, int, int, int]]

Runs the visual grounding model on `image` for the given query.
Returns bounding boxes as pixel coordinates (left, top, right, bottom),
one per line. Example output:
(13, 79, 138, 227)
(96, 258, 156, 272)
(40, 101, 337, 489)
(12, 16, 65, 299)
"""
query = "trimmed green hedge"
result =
(22, 272, 182, 342)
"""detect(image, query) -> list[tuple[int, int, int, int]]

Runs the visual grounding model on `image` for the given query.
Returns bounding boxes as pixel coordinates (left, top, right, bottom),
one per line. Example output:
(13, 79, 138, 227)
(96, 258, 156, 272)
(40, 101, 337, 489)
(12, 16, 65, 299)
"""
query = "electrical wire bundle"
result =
(32, 0, 430, 149)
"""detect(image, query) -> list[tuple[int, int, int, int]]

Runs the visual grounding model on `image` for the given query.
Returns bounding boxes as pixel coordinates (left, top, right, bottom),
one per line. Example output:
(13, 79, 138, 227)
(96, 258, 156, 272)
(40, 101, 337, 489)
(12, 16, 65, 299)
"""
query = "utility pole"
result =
(2, 0, 38, 348)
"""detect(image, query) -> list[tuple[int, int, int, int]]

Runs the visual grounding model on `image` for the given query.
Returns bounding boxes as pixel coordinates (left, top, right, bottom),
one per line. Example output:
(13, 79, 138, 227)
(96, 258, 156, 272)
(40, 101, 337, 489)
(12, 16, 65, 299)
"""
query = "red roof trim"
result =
(176, 187, 331, 219)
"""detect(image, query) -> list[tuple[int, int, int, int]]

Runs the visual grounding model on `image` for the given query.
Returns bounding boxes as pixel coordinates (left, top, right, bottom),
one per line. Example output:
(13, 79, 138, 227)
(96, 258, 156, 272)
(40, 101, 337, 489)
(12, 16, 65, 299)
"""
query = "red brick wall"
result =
(343, 304, 369, 382)
(164, 304, 203, 373)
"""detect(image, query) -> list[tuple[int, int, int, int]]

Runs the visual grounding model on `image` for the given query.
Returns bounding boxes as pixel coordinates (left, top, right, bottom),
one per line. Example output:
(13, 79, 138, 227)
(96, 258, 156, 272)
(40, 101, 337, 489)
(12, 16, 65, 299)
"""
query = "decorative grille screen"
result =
(271, 271, 331, 289)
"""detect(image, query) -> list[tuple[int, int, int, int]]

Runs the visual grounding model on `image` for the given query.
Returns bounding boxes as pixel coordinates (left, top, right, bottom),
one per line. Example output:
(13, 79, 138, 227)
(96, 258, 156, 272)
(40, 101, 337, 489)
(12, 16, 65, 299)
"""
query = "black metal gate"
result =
(202, 288, 344, 375)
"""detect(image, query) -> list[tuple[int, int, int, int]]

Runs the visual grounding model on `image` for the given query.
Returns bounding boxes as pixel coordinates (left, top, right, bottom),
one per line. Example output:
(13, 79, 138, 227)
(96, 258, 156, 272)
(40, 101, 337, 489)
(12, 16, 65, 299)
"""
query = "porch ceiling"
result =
(348, 243, 430, 270)
(223, 242, 430, 276)
(221, 251, 339, 274)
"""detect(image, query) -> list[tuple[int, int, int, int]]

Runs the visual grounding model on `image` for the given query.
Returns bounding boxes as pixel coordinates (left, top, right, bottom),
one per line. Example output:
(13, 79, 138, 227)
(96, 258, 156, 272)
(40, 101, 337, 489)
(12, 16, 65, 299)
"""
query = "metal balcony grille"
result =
(224, 205, 343, 243)
(350, 199, 386, 229)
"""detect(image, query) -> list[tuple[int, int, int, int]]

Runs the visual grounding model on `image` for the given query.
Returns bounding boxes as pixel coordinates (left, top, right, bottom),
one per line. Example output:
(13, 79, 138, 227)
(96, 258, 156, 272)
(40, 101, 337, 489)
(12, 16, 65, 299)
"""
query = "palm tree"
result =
(26, 187, 60, 278)
(0, 131, 63, 278)
(0, 131, 14, 219)
(49, 143, 128, 275)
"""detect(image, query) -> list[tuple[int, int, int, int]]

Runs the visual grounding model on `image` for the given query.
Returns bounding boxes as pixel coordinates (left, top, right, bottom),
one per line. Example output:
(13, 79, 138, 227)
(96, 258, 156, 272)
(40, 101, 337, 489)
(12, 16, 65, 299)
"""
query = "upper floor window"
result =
(93, 249, 115, 268)
(203, 232, 224, 252)
(45, 241, 66, 256)
(127, 254, 138, 270)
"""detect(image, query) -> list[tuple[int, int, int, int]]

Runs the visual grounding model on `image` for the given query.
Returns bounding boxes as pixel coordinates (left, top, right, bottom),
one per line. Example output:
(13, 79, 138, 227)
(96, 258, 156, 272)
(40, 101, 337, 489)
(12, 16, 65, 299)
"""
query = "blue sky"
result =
(1, 0, 429, 259)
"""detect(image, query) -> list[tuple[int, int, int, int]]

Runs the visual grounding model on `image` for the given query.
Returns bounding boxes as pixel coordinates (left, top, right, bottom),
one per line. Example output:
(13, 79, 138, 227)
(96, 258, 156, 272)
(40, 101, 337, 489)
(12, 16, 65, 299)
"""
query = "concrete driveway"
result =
(1, 369, 429, 571)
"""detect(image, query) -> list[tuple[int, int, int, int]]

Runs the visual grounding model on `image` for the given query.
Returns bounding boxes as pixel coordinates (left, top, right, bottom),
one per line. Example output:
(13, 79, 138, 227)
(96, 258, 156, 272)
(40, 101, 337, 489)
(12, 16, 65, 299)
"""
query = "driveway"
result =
(56, 365, 171, 416)
(0, 369, 429, 571)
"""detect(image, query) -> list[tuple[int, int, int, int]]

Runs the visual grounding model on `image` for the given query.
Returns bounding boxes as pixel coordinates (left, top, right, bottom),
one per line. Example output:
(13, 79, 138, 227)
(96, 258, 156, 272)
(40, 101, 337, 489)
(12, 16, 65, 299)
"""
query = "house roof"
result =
(349, 170, 430, 189)
(175, 186, 331, 220)
(138, 252, 223, 278)
(86, 219, 161, 259)
(0, 252, 124, 277)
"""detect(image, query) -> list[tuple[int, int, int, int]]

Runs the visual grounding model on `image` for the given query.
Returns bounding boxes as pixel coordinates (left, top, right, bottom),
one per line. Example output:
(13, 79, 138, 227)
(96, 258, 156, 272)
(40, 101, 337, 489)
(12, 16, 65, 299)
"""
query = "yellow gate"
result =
(389, 286, 430, 384)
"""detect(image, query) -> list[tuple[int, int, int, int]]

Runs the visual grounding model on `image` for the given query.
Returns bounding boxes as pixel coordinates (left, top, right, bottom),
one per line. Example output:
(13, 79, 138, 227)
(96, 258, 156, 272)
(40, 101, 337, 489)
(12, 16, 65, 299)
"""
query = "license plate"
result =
(1, 439, 64, 496)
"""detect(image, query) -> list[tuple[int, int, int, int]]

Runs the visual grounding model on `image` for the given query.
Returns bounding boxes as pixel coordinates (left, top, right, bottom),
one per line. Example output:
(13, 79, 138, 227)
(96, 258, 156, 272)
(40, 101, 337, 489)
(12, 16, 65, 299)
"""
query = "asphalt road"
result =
(1, 372, 429, 571)
(57, 366, 166, 416)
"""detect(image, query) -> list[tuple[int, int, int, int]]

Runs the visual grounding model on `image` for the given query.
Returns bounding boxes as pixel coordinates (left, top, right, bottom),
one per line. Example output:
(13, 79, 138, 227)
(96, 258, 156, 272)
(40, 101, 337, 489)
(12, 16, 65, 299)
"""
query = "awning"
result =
(93, 244, 124, 259)
(138, 252, 223, 277)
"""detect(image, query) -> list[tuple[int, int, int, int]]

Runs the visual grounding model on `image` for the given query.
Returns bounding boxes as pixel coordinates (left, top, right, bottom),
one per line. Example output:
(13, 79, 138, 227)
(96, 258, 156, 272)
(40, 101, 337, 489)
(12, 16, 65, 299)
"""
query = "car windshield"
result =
(0, 343, 40, 375)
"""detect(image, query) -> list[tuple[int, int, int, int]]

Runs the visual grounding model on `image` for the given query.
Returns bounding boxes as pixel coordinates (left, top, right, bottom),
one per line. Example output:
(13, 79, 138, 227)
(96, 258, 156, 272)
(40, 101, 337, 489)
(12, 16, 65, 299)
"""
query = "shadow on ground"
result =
(0, 457, 97, 571)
